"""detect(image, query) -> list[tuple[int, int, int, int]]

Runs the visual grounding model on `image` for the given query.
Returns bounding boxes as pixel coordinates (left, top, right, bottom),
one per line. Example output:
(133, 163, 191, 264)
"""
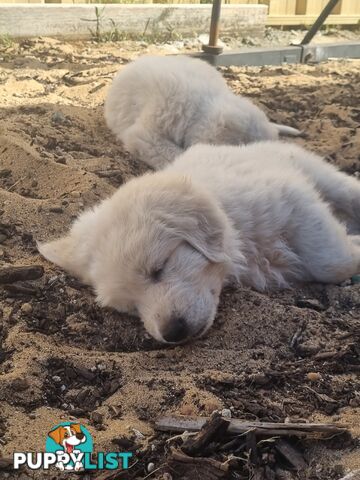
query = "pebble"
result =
(51, 111, 68, 125)
(296, 298, 326, 311)
(21, 303, 33, 314)
(132, 428, 145, 440)
(52, 375, 62, 383)
(11, 378, 29, 391)
(162, 474, 173, 480)
(0, 168, 12, 178)
(147, 462, 155, 473)
(307, 372, 321, 382)
(91, 411, 104, 424)
(349, 397, 360, 407)
(71, 190, 81, 198)
(49, 206, 64, 214)
(221, 408, 232, 418)
(56, 157, 67, 165)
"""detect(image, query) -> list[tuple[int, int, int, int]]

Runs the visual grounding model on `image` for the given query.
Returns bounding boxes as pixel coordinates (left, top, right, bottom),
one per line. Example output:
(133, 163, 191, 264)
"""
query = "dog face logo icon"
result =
(46, 422, 93, 471)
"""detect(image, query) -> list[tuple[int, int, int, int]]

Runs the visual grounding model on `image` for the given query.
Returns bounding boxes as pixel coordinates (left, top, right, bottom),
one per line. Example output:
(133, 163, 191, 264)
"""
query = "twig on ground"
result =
(155, 415, 348, 439)
(0, 265, 44, 284)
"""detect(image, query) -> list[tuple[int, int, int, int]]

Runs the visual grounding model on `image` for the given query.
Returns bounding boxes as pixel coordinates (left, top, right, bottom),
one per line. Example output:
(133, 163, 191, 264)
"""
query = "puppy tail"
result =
(271, 123, 303, 137)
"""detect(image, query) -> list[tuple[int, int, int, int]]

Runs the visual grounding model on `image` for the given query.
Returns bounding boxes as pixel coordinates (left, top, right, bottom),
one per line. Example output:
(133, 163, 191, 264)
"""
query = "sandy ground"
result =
(0, 37, 359, 480)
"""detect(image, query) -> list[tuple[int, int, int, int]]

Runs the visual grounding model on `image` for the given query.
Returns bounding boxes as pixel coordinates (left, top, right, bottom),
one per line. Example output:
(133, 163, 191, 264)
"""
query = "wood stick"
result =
(155, 415, 348, 439)
(168, 448, 228, 479)
(275, 439, 307, 470)
(0, 265, 44, 284)
(182, 412, 229, 455)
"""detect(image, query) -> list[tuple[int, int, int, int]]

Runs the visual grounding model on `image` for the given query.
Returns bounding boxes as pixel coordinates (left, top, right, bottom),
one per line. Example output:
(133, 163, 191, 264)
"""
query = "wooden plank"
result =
(296, 0, 341, 15)
(267, 13, 360, 24)
(340, 0, 360, 15)
(262, 0, 297, 15)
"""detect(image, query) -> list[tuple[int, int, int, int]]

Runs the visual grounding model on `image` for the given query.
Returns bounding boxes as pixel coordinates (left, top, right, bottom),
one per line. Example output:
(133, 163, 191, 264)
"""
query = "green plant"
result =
(82, 6, 128, 42)
(81, 6, 106, 42)
(0, 34, 13, 49)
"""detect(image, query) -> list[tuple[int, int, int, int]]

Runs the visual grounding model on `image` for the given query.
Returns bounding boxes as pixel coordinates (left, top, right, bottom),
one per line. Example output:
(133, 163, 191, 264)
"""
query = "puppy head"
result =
(39, 172, 243, 344)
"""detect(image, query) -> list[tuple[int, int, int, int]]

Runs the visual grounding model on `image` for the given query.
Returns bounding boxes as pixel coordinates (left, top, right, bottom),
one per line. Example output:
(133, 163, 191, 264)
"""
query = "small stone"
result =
(71, 191, 81, 198)
(349, 397, 360, 407)
(147, 463, 155, 473)
(11, 378, 29, 391)
(52, 375, 62, 383)
(251, 373, 269, 385)
(48, 206, 63, 214)
(60, 384, 67, 392)
(28, 413, 36, 419)
(0, 169, 12, 178)
(132, 428, 145, 440)
(51, 111, 68, 125)
(296, 298, 326, 311)
(221, 408, 232, 418)
(307, 372, 321, 382)
(91, 412, 104, 424)
(21, 303, 33, 314)
(162, 473, 173, 480)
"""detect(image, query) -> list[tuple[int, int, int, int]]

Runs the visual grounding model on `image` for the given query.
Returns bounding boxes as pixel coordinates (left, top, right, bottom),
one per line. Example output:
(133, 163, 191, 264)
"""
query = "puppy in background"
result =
(104, 55, 301, 169)
(39, 141, 360, 344)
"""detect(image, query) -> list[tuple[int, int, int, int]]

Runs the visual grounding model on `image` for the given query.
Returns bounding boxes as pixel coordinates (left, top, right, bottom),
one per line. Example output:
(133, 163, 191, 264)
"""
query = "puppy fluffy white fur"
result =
(104, 55, 300, 169)
(39, 142, 360, 344)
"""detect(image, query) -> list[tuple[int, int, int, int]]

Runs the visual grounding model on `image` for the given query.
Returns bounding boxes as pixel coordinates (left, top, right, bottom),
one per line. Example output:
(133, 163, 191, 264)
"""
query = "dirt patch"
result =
(0, 37, 359, 479)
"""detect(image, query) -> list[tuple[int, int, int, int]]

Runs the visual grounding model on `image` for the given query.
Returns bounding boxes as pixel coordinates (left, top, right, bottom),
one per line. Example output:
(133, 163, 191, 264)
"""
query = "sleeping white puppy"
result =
(39, 142, 360, 344)
(104, 55, 301, 169)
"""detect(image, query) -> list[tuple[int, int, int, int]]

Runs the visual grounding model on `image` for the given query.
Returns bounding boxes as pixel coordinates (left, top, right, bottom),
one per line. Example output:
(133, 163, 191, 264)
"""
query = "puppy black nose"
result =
(76, 432, 85, 440)
(162, 317, 189, 343)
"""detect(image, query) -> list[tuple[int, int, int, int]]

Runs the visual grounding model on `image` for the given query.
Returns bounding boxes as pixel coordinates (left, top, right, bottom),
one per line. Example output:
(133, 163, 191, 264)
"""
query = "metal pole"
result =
(202, 0, 224, 55)
(300, 0, 340, 45)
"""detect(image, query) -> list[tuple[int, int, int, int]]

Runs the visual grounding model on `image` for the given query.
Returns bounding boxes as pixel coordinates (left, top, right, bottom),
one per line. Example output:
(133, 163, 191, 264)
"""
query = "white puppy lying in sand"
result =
(39, 142, 360, 344)
(104, 55, 301, 169)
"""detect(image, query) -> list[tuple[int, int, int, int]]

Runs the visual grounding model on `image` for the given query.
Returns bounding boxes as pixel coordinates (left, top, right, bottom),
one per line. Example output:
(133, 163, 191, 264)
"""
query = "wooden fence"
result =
(0, 0, 359, 25)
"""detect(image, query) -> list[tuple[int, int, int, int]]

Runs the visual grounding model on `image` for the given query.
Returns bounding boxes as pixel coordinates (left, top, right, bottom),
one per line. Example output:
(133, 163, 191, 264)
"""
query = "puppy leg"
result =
(292, 195, 360, 283)
(288, 148, 360, 229)
(122, 123, 184, 169)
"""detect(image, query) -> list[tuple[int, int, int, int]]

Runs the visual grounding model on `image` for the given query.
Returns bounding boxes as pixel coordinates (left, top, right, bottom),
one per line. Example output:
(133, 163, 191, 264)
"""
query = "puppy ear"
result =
(38, 236, 76, 273)
(48, 426, 64, 445)
(162, 179, 236, 264)
(38, 207, 101, 283)
(71, 423, 82, 433)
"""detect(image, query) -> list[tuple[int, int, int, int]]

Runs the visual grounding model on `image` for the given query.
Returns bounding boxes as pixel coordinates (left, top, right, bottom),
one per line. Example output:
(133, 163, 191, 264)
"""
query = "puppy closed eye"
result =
(149, 258, 170, 282)
(150, 267, 164, 283)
